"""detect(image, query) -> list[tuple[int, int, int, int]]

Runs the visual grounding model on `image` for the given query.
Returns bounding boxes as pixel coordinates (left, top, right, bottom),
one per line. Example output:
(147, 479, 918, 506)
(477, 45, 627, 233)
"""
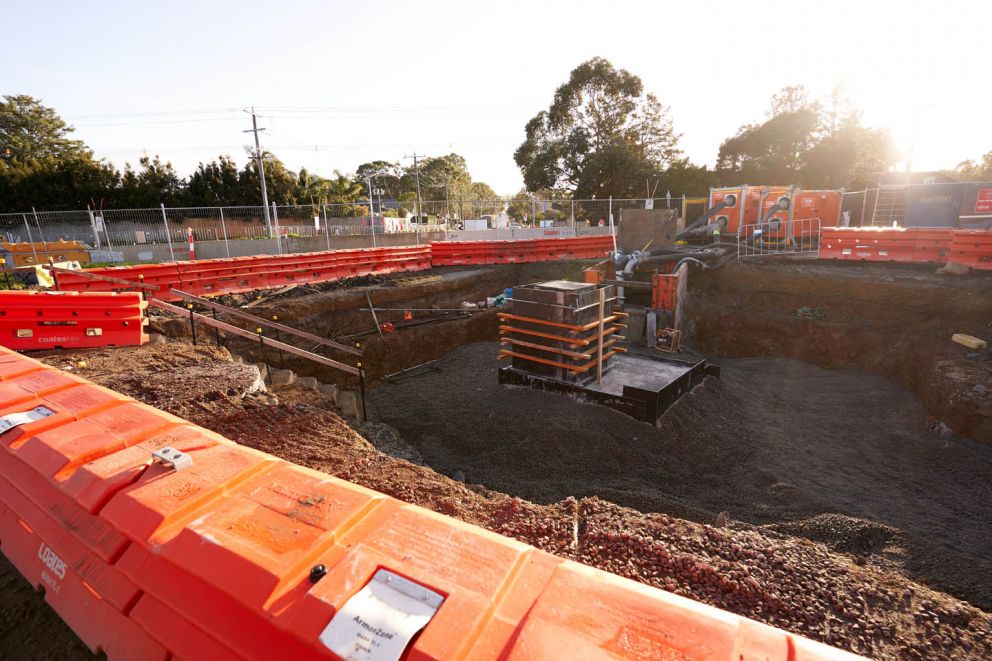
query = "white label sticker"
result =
(0, 406, 54, 434)
(319, 569, 443, 661)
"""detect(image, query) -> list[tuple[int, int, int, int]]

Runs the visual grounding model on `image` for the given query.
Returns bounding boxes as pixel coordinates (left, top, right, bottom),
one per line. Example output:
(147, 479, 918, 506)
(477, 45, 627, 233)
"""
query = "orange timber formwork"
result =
(0, 346, 860, 660)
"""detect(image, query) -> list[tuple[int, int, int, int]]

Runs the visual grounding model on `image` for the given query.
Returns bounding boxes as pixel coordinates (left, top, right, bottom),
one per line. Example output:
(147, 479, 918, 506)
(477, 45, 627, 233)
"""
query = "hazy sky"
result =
(4, 0, 989, 194)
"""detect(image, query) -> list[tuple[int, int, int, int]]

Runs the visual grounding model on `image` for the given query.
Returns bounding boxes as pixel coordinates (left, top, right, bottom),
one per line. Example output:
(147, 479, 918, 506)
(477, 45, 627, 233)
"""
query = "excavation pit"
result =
(13, 257, 992, 660)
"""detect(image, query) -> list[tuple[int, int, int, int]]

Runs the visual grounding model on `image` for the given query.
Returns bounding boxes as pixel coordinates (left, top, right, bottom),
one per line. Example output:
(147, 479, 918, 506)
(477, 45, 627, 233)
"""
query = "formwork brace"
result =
(498, 324, 625, 347)
(497, 348, 625, 374)
(497, 311, 628, 333)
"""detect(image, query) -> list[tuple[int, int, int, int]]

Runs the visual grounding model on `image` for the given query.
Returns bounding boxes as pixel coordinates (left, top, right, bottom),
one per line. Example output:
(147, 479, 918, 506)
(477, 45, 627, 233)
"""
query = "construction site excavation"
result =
(0, 210, 991, 661)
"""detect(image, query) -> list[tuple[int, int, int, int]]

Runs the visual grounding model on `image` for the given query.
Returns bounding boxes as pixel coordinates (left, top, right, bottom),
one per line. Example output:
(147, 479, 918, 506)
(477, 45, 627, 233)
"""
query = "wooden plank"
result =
(150, 299, 361, 376)
(244, 284, 297, 308)
(952, 333, 988, 349)
(499, 324, 625, 347)
(393, 275, 443, 287)
(498, 348, 622, 375)
(498, 337, 592, 359)
(48, 266, 160, 291)
(171, 289, 361, 356)
(496, 311, 627, 332)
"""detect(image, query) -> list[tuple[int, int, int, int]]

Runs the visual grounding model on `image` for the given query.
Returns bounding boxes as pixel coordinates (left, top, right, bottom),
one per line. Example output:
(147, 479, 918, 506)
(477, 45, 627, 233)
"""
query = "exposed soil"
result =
(168, 262, 594, 384)
(0, 555, 93, 661)
(2, 341, 986, 660)
(685, 260, 992, 444)
(3, 259, 991, 660)
(368, 342, 992, 611)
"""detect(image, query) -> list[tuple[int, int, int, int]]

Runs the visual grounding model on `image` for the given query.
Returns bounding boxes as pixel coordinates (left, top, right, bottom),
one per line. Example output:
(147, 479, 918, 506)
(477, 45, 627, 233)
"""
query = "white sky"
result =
(3, 0, 990, 195)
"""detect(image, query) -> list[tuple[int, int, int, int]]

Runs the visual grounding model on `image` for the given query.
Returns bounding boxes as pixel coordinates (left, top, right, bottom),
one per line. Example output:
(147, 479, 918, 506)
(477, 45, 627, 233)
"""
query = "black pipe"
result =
(676, 193, 737, 240)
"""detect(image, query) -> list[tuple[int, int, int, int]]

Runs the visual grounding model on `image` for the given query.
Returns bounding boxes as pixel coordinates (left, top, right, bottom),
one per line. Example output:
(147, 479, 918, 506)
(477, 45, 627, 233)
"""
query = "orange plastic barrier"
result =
(54, 240, 606, 300)
(818, 227, 955, 264)
(945, 229, 992, 270)
(430, 236, 612, 267)
(0, 291, 148, 350)
(57, 246, 434, 300)
(0, 345, 859, 660)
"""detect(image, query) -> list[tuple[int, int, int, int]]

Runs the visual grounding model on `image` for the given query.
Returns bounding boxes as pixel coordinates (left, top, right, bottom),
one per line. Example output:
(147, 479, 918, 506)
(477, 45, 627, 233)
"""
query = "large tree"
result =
(118, 156, 185, 207)
(716, 85, 896, 189)
(514, 57, 680, 195)
(0, 95, 87, 162)
(0, 155, 119, 211)
(238, 156, 297, 205)
(355, 160, 402, 199)
(186, 156, 243, 206)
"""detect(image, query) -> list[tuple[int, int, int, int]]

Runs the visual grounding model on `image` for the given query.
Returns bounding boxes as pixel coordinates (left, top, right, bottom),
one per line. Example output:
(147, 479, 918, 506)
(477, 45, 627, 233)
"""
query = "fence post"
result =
(369, 201, 377, 248)
(21, 214, 38, 263)
(86, 206, 102, 249)
(161, 203, 176, 261)
(322, 204, 331, 251)
(219, 207, 231, 258)
(271, 202, 283, 254)
(608, 196, 617, 254)
(31, 207, 49, 262)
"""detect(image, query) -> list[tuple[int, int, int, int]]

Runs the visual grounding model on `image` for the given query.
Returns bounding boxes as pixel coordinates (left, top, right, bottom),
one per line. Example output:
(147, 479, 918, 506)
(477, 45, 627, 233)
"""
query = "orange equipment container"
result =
(707, 186, 747, 234)
(793, 189, 842, 227)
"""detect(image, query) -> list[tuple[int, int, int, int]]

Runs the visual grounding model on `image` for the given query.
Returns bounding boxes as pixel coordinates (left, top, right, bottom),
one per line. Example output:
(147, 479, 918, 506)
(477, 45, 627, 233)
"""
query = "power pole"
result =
(243, 107, 272, 236)
(405, 153, 425, 223)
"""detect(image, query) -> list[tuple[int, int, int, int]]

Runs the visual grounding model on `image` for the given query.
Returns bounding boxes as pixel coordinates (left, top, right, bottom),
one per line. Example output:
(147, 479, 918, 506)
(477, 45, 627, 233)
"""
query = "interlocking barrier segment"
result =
(0, 291, 148, 350)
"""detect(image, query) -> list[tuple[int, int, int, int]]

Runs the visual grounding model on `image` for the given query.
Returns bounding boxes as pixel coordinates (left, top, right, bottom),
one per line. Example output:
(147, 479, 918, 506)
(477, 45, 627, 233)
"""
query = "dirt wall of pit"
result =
(211, 261, 595, 382)
(684, 261, 992, 444)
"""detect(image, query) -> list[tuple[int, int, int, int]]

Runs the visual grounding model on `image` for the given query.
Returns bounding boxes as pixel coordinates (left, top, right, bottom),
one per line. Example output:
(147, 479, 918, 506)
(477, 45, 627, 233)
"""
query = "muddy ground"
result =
(0, 341, 987, 660)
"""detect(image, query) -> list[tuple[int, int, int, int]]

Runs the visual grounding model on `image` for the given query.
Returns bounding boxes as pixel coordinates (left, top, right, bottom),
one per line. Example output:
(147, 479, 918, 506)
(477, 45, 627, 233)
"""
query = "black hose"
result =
(676, 194, 736, 240)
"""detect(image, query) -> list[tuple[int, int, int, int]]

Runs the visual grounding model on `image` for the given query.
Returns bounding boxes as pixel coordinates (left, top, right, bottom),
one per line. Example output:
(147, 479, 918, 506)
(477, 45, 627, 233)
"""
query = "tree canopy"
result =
(0, 96, 502, 212)
(0, 95, 87, 162)
(514, 57, 680, 197)
(951, 150, 992, 182)
(715, 84, 898, 189)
